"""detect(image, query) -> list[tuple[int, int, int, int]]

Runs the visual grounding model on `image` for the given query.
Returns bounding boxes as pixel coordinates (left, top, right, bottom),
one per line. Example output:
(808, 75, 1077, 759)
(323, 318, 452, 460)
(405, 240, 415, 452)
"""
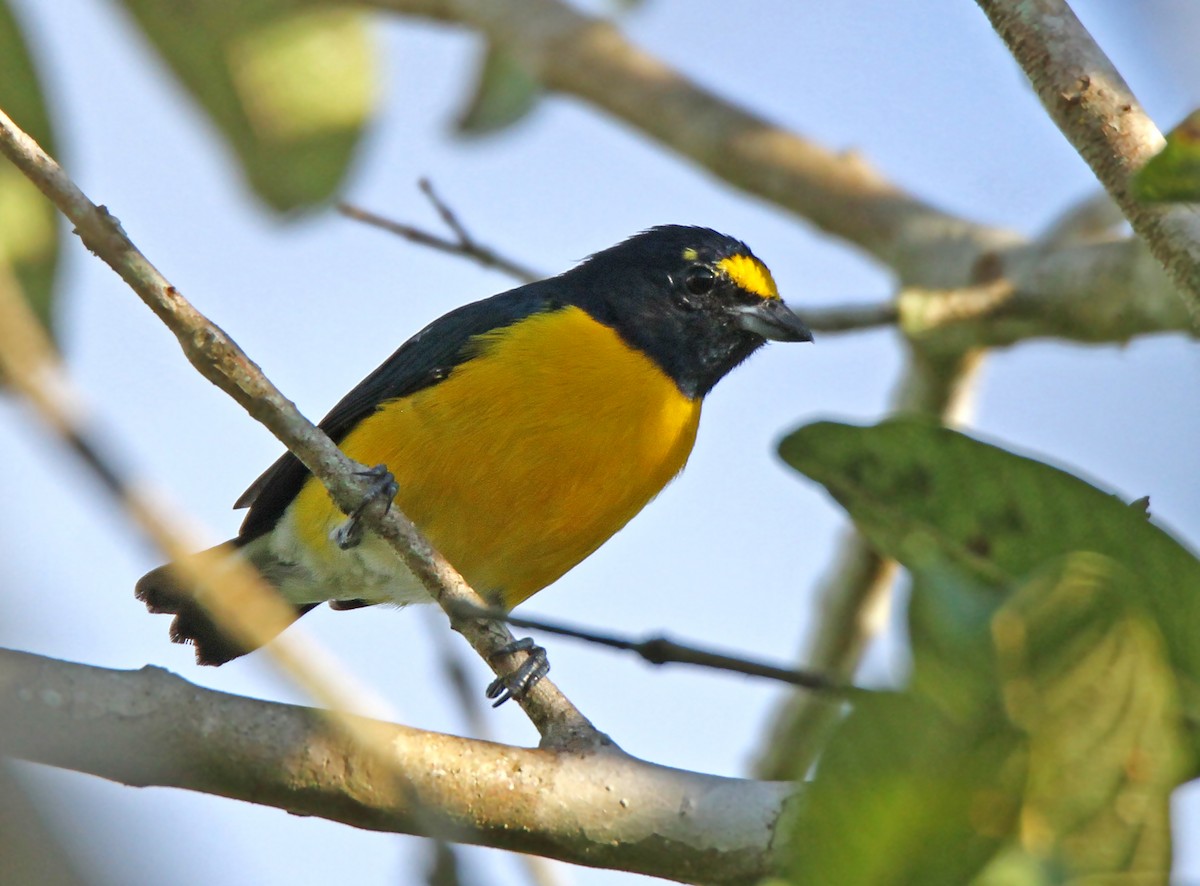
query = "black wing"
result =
(235, 282, 562, 541)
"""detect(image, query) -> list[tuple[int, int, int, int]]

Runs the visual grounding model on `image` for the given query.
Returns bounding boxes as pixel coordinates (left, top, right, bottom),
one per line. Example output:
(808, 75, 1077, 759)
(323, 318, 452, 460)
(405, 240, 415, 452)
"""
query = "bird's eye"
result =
(683, 265, 715, 295)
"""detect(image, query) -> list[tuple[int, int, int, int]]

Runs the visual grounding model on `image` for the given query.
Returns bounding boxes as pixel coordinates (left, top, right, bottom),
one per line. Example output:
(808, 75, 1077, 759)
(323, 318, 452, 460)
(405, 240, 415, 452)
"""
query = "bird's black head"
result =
(565, 225, 812, 398)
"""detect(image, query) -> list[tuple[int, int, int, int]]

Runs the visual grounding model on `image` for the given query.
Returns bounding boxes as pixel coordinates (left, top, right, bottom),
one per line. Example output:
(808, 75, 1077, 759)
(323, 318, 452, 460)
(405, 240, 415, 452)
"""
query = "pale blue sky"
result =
(2, 1, 1198, 883)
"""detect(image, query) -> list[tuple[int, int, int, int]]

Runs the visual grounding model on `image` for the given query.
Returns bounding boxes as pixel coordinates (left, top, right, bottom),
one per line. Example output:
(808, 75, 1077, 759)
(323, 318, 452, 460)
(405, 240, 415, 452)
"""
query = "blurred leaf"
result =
(906, 552, 1005, 718)
(1133, 110, 1200, 203)
(455, 43, 541, 136)
(114, 0, 377, 211)
(971, 847, 1059, 886)
(779, 418, 1200, 750)
(0, 0, 60, 332)
(981, 552, 1184, 881)
(778, 552, 1184, 883)
(784, 692, 1023, 885)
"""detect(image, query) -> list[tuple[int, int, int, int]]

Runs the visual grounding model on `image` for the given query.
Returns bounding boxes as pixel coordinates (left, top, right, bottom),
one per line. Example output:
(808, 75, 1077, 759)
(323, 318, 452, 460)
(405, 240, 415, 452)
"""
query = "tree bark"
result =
(0, 649, 795, 884)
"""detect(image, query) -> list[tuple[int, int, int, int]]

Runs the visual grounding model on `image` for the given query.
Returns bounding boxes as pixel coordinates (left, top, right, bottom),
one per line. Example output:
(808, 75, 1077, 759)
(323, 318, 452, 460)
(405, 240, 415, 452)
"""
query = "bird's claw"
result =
(485, 637, 550, 707)
(333, 464, 399, 550)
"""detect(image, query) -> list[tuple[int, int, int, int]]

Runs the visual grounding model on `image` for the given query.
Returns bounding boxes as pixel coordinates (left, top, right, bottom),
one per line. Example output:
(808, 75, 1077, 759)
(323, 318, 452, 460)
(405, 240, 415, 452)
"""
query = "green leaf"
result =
(983, 553, 1184, 880)
(114, 0, 377, 211)
(777, 549, 1184, 882)
(455, 43, 541, 136)
(1133, 110, 1200, 203)
(0, 0, 60, 332)
(906, 551, 1005, 718)
(784, 692, 1023, 885)
(778, 418, 1200, 749)
(1003, 557, 1184, 876)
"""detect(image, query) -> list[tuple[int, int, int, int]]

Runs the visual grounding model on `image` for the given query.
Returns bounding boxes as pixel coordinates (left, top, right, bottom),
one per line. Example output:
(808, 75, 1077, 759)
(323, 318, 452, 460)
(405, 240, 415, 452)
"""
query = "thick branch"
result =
(975, 0, 1200, 322)
(811, 235, 1195, 345)
(0, 649, 793, 885)
(0, 760, 87, 886)
(903, 237, 1197, 349)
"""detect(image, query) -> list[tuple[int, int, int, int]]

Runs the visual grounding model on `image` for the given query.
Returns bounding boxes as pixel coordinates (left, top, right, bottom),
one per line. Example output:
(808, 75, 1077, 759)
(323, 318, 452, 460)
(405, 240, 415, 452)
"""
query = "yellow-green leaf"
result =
(115, 0, 377, 211)
(777, 542, 1184, 882)
(784, 692, 1023, 885)
(984, 553, 1184, 880)
(1133, 109, 1200, 203)
(0, 0, 60, 332)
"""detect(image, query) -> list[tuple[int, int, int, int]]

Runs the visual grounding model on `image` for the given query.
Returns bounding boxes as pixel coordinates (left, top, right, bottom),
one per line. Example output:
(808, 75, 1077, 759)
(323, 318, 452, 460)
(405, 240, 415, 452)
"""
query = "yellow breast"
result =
(288, 306, 702, 607)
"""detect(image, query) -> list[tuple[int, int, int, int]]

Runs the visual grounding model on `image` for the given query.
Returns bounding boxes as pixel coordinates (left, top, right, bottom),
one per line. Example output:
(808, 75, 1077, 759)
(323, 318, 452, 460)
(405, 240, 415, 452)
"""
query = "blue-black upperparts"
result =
(234, 225, 810, 542)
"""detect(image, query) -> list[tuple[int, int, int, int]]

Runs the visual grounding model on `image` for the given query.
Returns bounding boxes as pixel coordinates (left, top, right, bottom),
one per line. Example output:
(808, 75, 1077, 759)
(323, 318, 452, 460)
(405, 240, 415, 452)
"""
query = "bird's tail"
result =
(135, 542, 315, 666)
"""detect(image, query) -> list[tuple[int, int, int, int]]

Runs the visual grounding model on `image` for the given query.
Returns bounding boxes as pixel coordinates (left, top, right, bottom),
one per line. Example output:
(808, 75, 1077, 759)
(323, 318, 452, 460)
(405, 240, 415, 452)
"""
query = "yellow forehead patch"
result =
(718, 254, 780, 300)
(681, 247, 699, 262)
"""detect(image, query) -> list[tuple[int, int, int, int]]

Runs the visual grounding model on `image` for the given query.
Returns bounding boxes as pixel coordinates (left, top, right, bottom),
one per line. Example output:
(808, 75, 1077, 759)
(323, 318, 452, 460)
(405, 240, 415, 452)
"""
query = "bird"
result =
(136, 225, 812, 683)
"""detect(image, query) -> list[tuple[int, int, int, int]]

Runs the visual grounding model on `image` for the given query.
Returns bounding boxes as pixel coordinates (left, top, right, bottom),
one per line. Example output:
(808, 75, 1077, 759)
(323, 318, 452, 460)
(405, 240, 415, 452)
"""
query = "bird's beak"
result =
(734, 299, 813, 342)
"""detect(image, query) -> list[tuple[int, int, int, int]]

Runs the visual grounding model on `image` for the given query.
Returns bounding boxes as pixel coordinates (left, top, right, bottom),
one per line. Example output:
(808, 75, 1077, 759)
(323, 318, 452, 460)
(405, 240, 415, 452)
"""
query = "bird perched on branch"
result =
(137, 225, 812, 695)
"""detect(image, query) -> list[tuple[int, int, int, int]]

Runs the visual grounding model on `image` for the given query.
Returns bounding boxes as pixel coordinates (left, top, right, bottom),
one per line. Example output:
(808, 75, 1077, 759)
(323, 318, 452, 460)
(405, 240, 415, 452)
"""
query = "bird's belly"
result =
(255, 517, 430, 606)
(278, 307, 703, 608)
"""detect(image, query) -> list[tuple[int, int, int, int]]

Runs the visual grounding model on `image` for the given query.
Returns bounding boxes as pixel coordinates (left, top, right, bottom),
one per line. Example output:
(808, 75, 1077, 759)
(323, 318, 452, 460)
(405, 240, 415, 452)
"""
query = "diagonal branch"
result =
(974, 0, 1200, 324)
(0, 648, 794, 885)
(0, 106, 599, 751)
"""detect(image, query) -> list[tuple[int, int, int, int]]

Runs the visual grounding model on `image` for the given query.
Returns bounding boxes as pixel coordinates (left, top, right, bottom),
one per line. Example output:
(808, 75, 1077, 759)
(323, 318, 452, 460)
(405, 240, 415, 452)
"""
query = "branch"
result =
(0, 107, 598, 750)
(0, 759, 88, 886)
(0, 649, 794, 885)
(974, 0, 1200, 323)
(452, 605, 856, 693)
(805, 234, 1195, 345)
(902, 238, 1197, 349)
(342, 194, 1193, 344)
(1037, 190, 1124, 248)
(339, 179, 541, 283)
(351, 0, 1020, 282)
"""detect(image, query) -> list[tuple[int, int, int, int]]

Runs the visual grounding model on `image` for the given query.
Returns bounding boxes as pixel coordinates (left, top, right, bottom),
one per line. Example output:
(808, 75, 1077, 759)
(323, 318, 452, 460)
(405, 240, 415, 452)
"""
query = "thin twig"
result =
(974, 0, 1200, 328)
(339, 183, 541, 283)
(756, 345, 984, 780)
(347, 185, 903, 335)
(419, 178, 472, 247)
(449, 604, 859, 696)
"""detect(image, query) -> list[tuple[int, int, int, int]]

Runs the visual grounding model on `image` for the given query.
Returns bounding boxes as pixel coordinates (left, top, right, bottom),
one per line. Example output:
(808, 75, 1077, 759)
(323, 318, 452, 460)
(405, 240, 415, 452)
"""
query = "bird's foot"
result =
(485, 637, 550, 707)
(332, 464, 399, 550)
